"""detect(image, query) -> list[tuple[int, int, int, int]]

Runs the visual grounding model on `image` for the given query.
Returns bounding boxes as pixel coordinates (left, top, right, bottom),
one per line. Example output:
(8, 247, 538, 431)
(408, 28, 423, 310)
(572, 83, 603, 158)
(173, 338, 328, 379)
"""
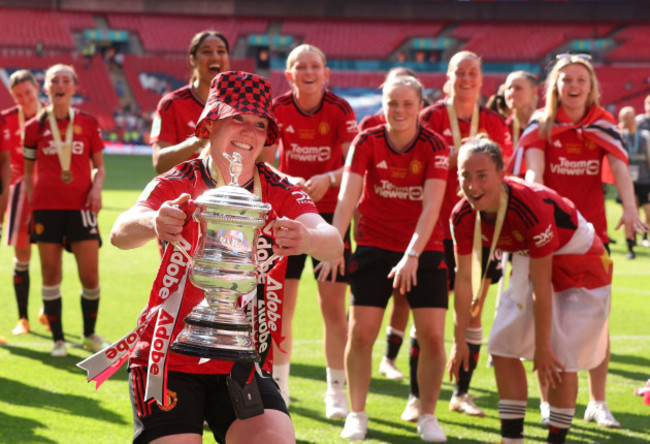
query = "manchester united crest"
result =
(157, 389, 178, 412)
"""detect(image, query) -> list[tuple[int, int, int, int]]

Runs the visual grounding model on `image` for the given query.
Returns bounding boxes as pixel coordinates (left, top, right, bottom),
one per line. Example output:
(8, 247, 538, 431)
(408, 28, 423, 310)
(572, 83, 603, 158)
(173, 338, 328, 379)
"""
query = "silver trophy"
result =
(170, 153, 271, 362)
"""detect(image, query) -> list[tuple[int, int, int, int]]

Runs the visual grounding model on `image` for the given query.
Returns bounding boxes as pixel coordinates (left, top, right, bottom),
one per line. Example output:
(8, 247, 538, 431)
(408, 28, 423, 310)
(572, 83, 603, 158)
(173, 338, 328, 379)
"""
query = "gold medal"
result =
(61, 170, 73, 184)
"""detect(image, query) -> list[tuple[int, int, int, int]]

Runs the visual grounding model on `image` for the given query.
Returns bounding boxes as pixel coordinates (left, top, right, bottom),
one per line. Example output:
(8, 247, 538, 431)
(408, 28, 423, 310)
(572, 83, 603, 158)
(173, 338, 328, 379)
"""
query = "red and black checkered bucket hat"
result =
(195, 71, 278, 146)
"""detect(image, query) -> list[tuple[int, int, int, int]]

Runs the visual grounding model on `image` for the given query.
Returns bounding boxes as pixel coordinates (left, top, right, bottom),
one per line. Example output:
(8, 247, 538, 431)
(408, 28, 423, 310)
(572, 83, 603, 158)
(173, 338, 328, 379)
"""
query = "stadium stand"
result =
(1, 6, 649, 137)
(281, 19, 445, 59)
(0, 8, 94, 51)
(0, 52, 118, 131)
(606, 24, 650, 62)
(450, 23, 617, 62)
(106, 14, 268, 54)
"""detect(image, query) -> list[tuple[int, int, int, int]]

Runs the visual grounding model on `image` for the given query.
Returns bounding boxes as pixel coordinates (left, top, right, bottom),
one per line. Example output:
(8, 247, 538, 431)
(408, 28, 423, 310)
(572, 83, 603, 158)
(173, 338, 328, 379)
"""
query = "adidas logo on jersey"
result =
(376, 160, 388, 169)
(187, 120, 196, 129)
(443, 128, 452, 137)
(43, 129, 52, 137)
(553, 139, 562, 148)
(285, 125, 295, 134)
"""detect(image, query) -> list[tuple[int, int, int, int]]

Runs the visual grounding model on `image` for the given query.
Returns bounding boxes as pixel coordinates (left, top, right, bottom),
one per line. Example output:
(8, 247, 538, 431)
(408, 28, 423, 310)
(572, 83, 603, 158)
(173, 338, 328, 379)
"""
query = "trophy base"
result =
(170, 342, 260, 362)
(170, 323, 261, 363)
(184, 317, 252, 331)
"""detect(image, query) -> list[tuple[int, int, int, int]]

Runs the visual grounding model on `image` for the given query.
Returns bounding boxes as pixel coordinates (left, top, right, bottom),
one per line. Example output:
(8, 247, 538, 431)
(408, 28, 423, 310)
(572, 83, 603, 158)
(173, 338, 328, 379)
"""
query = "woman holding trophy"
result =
(110, 71, 342, 444)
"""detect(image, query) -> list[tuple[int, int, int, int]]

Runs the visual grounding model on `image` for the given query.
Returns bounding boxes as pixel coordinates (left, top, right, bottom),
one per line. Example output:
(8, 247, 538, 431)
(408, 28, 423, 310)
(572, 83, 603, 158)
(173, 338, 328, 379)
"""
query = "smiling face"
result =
(10, 80, 39, 114)
(286, 50, 329, 95)
(382, 82, 422, 133)
(448, 56, 482, 102)
(190, 35, 230, 84)
(557, 63, 592, 115)
(458, 150, 504, 214)
(504, 75, 537, 112)
(44, 66, 76, 108)
(207, 114, 269, 170)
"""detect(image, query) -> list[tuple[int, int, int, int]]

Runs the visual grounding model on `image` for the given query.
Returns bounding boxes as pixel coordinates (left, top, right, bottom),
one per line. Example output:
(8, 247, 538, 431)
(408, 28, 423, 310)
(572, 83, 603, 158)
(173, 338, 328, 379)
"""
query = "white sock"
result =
(386, 326, 405, 338)
(549, 406, 574, 429)
(273, 363, 290, 393)
(327, 367, 346, 391)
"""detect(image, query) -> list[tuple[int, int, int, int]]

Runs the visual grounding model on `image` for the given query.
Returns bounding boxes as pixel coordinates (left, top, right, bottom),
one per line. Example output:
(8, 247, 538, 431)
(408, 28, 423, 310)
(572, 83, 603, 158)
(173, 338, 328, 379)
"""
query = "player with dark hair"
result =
(151, 30, 230, 174)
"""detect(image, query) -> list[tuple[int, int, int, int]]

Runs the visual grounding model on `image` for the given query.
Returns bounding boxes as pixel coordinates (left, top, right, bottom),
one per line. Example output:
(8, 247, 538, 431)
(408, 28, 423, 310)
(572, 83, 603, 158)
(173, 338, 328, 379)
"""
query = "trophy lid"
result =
(195, 152, 271, 214)
(195, 184, 271, 214)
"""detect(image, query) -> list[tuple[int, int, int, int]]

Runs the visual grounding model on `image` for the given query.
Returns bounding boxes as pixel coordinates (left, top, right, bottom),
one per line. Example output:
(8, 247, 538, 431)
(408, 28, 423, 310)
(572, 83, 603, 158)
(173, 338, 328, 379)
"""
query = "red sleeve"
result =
(135, 176, 182, 211)
(451, 200, 474, 255)
(150, 97, 180, 145)
(423, 131, 449, 181)
(89, 118, 105, 153)
(0, 116, 7, 152)
(346, 134, 372, 176)
(526, 214, 560, 258)
(336, 102, 359, 145)
(267, 182, 318, 221)
(23, 119, 38, 150)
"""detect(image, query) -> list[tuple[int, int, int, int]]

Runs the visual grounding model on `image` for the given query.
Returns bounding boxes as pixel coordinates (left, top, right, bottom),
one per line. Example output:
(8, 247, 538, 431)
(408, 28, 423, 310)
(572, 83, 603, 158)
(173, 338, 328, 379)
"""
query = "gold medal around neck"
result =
(61, 170, 73, 184)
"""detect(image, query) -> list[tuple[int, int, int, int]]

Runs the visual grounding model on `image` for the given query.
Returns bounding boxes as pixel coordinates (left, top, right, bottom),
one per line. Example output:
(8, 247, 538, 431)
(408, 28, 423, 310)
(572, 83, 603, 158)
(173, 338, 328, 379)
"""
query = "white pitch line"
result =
(612, 286, 650, 296)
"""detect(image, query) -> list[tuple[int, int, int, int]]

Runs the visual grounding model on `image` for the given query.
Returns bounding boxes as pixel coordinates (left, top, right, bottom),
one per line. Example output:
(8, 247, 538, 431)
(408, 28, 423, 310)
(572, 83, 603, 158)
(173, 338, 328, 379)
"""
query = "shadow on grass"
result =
(2, 343, 129, 382)
(0, 376, 126, 425)
(609, 352, 650, 382)
(0, 410, 55, 443)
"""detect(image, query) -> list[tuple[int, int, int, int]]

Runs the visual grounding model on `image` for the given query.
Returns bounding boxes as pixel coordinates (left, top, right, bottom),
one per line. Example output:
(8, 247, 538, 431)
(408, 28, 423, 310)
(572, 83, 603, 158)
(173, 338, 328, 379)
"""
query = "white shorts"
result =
(488, 215, 610, 372)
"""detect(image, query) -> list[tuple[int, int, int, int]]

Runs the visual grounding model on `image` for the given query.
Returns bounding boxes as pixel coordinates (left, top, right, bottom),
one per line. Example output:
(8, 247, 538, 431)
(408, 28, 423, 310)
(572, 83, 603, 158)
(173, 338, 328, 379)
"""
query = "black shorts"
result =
(285, 212, 351, 282)
(32, 209, 102, 251)
(348, 246, 448, 309)
(634, 183, 650, 206)
(444, 239, 502, 292)
(130, 368, 289, 444)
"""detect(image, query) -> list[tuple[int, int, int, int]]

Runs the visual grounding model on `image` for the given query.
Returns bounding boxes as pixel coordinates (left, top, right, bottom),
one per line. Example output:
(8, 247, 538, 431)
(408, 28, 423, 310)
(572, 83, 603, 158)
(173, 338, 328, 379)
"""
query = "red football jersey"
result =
(273, 90, 358, 213)
(0, 113, 5, 152)
(1, 105, 40, 184)
(452, 177, 579, 258)
(23, 109, 104, 210)
(150, 85, 204, 160)
(419, 101, 513, 238)
(521, 123, 610, 244)
(131, 160, 318, 375)
(347, 125, 449, 252)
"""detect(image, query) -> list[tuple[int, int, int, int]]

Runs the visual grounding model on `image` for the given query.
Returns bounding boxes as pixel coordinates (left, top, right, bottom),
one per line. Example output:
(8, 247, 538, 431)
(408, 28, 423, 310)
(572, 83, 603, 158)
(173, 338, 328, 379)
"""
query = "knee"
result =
(348, 327, 375, 351)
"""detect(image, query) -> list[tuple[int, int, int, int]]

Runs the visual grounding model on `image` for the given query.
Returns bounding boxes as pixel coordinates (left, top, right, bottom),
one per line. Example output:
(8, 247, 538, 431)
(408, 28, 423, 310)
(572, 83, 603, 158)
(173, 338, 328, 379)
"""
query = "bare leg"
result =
(346, 305, 384, 412)
(411, 307, 446, 415)
(317, 280, 348, 369)
(226, 410, 296, 444)
(492, 355, 527, 402)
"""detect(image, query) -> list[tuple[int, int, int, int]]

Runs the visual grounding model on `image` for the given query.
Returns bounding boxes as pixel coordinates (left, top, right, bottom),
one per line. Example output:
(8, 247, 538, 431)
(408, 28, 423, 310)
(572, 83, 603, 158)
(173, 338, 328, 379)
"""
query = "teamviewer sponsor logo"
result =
(287, 143, 331, 162)
(373, 180, 423, 200)
(549, 157, 599, 176)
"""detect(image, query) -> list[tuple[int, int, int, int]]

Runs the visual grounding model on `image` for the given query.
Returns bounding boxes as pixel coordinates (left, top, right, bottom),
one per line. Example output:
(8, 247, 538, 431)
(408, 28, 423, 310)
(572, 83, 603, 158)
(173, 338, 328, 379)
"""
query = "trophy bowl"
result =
(170, 153, 271, 362)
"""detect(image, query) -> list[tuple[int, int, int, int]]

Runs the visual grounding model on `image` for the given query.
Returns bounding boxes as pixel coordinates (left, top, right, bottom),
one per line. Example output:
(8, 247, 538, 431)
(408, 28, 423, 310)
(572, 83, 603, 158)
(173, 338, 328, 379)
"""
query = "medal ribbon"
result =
(512, 115, 521, 150)
(47, 106, 75, 174)
(446, 101, 479, 151)
(471, 185, 508, 316)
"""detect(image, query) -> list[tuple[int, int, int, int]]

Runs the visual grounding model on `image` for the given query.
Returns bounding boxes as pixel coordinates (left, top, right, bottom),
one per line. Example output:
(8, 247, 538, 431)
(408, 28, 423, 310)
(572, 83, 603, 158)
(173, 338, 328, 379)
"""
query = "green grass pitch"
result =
(0, 154, 648, 443)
